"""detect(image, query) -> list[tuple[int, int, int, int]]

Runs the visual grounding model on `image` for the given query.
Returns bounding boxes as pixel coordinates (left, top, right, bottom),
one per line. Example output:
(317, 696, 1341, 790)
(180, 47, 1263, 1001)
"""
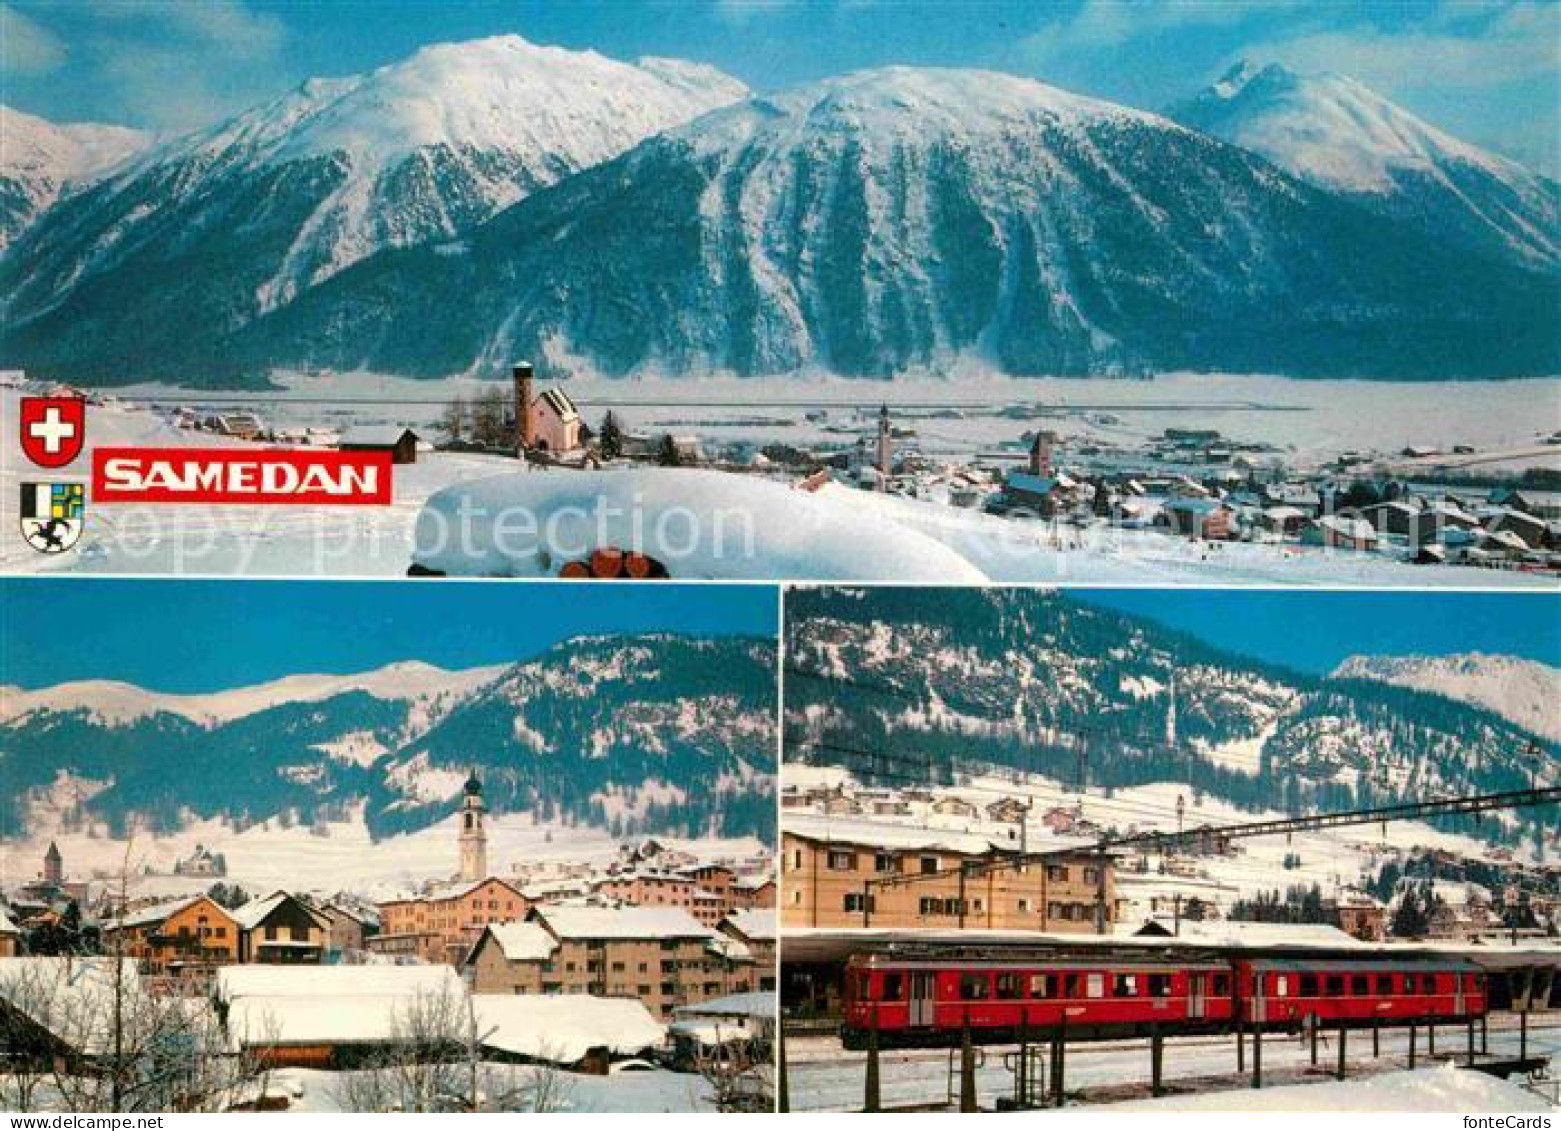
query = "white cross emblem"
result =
(28, 407, 77, 454)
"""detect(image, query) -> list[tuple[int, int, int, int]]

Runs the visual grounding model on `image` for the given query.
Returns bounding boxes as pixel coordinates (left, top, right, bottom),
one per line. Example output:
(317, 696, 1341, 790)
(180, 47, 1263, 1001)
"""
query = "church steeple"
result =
(458, 770, 488, 883)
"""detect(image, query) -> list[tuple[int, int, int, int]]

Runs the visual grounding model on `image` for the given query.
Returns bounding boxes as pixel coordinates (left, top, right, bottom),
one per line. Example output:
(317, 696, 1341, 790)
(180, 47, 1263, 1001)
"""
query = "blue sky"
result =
(1, 579, 776, 691)
(1076, 589, 1561, 675)
(4, 1, 1557, 174)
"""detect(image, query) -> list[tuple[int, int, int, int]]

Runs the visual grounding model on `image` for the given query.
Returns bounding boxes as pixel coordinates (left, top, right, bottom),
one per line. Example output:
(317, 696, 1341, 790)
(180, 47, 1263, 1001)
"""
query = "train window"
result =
(996, 974, 1023, 1000)
(1424, 975, 1439, 994)
(1212, 974, 1230, 996)
(1300, 974, 1319, 997)
(1325, 976, 1344, 997)
(1148, 974, 1172, 997)
(1086, 974, 1105, 999)
(1351, 975, 1369, 996)
(1112, 974, 1139, 998)
(1029, 974, 1055, 998)
(961, 973, 990, 1001)
(1064, 974, 1082, 999)
(882, 974, 904, 1001)
(1377, 975, 1395, 995)
(1275, 976, 1290, 997)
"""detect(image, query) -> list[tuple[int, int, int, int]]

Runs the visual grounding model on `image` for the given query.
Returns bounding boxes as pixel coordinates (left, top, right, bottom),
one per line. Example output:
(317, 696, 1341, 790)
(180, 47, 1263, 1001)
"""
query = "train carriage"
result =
(1236, 958, 1487, 1031)
(842, 954, 1236, 1048)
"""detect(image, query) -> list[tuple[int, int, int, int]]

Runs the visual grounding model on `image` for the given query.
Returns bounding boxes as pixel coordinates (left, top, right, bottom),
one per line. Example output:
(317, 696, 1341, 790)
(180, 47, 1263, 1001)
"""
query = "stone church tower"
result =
(458, 771, 488, 883)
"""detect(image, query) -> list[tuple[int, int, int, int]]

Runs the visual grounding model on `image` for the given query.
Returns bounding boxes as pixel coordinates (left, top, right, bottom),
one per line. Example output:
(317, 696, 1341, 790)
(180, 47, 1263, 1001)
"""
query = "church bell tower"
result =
(459, 771, 488, 882)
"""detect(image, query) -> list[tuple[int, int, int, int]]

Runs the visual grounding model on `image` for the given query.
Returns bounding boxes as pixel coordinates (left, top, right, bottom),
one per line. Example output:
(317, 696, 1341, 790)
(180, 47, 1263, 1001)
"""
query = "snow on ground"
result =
(265, 1062, 714, 1113)
(0, 806, 766, 901)
(787, 1019, 1561, 1112)
(1101, 1062, 1552, 1111)
(6, 375, 1556, 581)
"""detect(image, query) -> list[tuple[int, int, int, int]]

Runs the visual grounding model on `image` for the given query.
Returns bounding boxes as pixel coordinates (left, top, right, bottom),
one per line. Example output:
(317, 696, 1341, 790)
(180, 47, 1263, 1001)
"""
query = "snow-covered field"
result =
(786, 1021, 1561, 1111)
(4, 375, 1557, 582)
(0, 806, 766, 903)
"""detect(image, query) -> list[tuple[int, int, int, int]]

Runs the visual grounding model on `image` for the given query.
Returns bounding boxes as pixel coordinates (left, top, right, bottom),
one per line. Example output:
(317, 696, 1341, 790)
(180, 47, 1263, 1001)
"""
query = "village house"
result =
(204, 412, 265, 440)
(717, 909, 777, 992)
(234, 892, 331, 964)
(1303, 515, 1380, 551)
(372, 876, 531, 965)
(217, 964, 465, 1070)
(0, 906, 21, 957)
(985, 797, 1031, 825)
(1485, 506, 1551, 550)
(172, 843, 225, 877)
(337, 425, 421, 465)
(463, 905, 755, 1018)
(1330, 890, 1388, 941)
(318, 904, 369, 959)
(781, 815, 1114, 933)
(103, 895, 242, 981)
(930, 796, 980, 819)
(1159, 498, 1236, 540)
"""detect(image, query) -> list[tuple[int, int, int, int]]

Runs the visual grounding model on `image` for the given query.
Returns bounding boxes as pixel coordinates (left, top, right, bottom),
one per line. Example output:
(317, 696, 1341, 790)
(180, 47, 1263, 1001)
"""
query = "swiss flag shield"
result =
(20, 396, 86, 469)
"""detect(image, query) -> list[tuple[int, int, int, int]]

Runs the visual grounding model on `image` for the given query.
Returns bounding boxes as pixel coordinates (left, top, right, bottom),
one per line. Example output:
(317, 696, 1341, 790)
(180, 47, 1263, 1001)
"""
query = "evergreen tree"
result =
(657, 433, 682, 467)
(599, 411, 624, 460)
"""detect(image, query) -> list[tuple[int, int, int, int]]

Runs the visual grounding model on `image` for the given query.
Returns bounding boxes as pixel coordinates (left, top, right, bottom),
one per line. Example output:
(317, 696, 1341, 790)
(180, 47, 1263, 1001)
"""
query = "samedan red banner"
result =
(92, 448, 394, 505)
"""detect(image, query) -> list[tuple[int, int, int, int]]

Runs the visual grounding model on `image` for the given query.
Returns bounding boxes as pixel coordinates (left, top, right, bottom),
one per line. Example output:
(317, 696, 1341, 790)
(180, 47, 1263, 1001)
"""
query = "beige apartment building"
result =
(592, 864, 776, 927)
(373, 877, 530, 965)
(464, 905, 760, 1018)
(781, 817, 1115, 933)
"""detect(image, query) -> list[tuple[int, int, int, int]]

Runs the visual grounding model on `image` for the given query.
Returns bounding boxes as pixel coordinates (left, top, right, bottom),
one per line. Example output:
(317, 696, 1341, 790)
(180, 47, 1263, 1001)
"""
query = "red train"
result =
(841, 953, 1487, 1048)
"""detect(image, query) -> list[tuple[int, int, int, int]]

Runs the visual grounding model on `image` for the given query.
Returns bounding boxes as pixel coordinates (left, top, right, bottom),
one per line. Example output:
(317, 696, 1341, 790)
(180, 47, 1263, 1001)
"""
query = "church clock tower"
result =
(459, 771, 488, 883)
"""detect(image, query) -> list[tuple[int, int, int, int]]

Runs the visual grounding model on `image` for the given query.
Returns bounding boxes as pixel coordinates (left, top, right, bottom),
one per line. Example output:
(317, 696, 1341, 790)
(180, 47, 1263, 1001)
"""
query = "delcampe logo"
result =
(91, 448, 394, 505)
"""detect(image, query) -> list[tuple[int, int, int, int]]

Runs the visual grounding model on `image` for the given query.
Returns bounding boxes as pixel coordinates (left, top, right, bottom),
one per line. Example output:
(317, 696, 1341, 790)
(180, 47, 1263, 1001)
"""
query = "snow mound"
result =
(410, 468, 990, 581)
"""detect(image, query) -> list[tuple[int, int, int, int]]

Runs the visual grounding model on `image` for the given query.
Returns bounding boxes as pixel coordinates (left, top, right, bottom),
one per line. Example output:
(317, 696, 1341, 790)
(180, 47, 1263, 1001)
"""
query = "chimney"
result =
(512, 362, 535, 451)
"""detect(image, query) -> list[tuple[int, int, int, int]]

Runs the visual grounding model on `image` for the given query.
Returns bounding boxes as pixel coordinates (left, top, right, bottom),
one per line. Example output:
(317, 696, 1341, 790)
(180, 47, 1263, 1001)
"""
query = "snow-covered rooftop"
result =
(721, 908, 777, 942)
(478, 920, 558, 962)
(0, 958, 142, 1055)
(474, 994, 664, 1063)
(534, 905, 714, 941)
(217, 963, 466, 1046)
(784, 812, 1092, 856)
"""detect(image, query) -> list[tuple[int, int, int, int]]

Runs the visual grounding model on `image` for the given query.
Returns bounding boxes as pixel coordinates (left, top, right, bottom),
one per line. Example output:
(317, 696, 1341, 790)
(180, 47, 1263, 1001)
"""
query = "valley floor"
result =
(3, 375, 1556, 583)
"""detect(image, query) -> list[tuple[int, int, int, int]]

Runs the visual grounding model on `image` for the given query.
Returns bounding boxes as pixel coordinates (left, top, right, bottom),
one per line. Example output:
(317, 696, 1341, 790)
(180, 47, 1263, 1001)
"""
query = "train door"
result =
(909, 971, 937, 1028)
(1188, 972, 1208, 1020)
(1251, 971, 1267, 1025)
(1454, 973, 1467, 1018)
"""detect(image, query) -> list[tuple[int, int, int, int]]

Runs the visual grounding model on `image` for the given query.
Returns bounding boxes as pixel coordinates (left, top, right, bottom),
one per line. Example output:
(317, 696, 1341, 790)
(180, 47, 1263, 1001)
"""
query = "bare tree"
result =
(438, 397, 469, 444)
(333, 989, 468, 1112)
(0, 957, 269, 1112)
(470, 387, 510, 450)
(693, 1024, 773, 1113)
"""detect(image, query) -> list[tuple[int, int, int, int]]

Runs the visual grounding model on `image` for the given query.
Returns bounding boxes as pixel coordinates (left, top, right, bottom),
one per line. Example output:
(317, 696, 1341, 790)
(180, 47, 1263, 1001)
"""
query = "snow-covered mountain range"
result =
(0, 105, 150, 249)
(0, 634, 777, 846)
(784, 588, 1559, 851)
(1333, 652, 1561, 744)
(2, 44, 1555, 384)
(1169, 61, 1559, 269)
(0, 35, 745, 382)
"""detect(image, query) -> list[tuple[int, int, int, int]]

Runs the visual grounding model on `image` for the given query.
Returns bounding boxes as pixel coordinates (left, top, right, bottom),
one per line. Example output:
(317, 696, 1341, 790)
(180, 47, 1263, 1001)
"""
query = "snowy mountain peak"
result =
(1332, 652, 1561, 743)
(1170, 61, 1558, 264)
(0, 105, 151, 181)
(0, 105, 152, 248)
(0, 661, 508, 729)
